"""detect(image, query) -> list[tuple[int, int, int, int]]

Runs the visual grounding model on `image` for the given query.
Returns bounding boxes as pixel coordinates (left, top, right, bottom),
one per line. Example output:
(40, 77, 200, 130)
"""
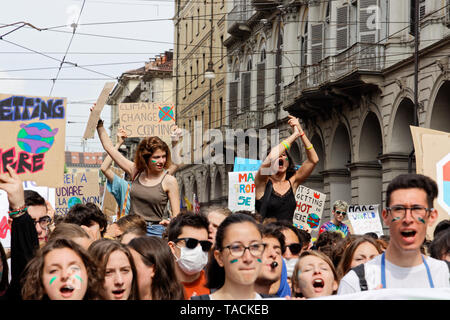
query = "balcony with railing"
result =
(251, 0, 281, 10)
(232, 110, 261, 130)
(227, 2, 255, 37)
(284, 42, 386, 108)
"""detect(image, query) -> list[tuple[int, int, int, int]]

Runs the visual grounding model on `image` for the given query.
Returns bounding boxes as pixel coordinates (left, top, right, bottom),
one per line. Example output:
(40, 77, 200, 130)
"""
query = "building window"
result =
(202, 53, 206, 83)
(219, 97, 223, 126)
(191, 16, 194, 42)
(185, 23, 188, 48)
(197, 8, 200, 35)
(220, 35, 224, 68)
(184, 71, 187, 98)
(190, 65, 193, 93)
(196, 60, 199, 88)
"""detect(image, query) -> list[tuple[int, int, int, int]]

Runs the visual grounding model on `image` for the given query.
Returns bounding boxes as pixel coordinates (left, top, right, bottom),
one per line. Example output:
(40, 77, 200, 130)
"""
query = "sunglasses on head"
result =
(335, 210, 347, 216)
(286, 243, 302, 255)
(175, 237, 212, 252)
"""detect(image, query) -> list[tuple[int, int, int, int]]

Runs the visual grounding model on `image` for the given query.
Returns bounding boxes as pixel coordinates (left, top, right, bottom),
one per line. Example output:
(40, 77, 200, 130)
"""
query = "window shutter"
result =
(311, 23, 323, 64)
(336, 6, 349, 52)
(359, 0, 378, 69)
(241, 72, 251, 112)
(256, 62, 265, 111)
(229, 81, 238, 121)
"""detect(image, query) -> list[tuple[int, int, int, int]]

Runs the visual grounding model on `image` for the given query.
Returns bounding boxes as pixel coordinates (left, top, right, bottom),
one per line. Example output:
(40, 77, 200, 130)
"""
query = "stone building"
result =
(224, 0, 450, 226)
(107, 51, 174, 161)
(173, 0, 229, 211)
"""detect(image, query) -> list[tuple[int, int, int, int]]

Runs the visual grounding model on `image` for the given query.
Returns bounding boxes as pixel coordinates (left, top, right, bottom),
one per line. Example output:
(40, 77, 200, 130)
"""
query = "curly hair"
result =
(88, 239, 140, 300)
(21, 238, 103, 300)
(134, 136, 171, 174)
(63, 203, 108, 237)
(128, 236, 185, 300)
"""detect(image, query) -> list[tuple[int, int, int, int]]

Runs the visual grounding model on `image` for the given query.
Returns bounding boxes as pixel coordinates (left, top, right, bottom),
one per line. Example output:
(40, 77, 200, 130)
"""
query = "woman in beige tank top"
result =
(97, 120, 180, 237)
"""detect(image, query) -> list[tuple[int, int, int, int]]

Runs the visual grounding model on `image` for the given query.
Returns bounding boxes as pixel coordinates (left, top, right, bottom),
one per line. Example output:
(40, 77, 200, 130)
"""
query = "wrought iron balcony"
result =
(227, 3, 254, 37)
(233, 110, 261, 130)
(283, 42, 385, 107)
(251, 0, 281, 10)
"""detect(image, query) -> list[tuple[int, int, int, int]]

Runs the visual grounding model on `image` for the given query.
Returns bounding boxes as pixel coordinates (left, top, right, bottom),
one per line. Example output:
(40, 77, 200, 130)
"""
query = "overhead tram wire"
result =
(49, 0, 86, 96)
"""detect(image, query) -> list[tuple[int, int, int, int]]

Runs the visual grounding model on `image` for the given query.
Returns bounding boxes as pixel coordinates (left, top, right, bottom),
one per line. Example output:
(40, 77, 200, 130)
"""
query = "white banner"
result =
(228, 171, 256, 212)
(348, 204, 384, 236)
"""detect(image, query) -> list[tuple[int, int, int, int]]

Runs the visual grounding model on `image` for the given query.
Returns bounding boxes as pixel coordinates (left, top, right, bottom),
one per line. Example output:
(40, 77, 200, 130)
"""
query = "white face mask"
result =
(175, 245, 209, 275)
(285, 258, 299, 278)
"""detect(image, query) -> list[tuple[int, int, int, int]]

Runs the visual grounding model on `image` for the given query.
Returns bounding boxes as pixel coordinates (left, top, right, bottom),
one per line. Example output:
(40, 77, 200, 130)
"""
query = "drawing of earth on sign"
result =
(17, 123, 58, 154)
(68, 197, 82, 208)
(158, 106, 174, 122)
(307, 213, 320, 229)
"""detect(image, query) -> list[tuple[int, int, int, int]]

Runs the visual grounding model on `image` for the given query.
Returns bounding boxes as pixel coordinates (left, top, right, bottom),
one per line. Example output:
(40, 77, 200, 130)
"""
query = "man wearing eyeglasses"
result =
(319, 200, 350, 238)
(167, 212, 212, 299)
(338, 174, 450, 295)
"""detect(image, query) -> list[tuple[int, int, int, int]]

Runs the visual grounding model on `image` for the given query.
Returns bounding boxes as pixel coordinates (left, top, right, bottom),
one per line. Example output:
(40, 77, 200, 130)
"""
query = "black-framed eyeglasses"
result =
(222, 242, 266, 258)
(174, 238, 212, 252)
(335, 210, 347, 216)
(286, 243, 302, 255)
(34, 216, 52, 229)
(386, 205, 432, 221)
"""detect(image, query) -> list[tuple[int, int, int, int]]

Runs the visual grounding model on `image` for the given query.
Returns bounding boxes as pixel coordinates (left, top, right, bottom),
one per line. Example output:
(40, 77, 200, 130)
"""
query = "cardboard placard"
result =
(293, 185, 326, 238)
(101, 167, 124, 217)
(0, 181, 55, 248)
(233, 157, 262, 172)
(55, 171, 100, 216)
(0, 93, 66, 187)
(410, 126, 450, 239)
(348, 204, 383, 236)
(118, 102, 176, 144)
(83, 82, 115, 139)
(228, 171, 256, 212)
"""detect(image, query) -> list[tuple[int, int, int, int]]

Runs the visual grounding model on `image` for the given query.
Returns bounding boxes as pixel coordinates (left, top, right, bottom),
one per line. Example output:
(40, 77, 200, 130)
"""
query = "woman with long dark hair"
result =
(128, 236, 185, 300)
(193, 213, 266, 300)
(255, 116, 319, 223)
(97, 119, 180, 237)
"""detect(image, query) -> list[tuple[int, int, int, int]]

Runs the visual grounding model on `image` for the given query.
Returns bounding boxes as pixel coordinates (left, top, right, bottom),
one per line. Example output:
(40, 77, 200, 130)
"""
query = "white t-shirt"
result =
(338, 255, 450, 295)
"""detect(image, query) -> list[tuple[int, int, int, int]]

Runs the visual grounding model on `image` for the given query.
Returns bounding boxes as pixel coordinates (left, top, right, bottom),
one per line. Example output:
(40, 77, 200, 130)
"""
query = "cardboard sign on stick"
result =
(0, 93, 66, 187)
(83, 82, 115, 139)
(228, 171, 256, 212)
(348, 204, 383, 236)
(421, 134, 450, 239)
(293, 185, 326, 238)
(55, 171, 100, 216)
(119, 102, 176, 144)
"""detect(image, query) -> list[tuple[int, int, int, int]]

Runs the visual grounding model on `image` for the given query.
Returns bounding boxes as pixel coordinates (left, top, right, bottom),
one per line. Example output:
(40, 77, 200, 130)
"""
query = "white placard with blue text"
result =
(348, 204, 384, 236)
(228, 171, 257, 212)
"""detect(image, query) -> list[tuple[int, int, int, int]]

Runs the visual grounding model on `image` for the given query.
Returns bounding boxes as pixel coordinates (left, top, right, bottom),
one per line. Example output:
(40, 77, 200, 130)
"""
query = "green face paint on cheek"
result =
(418, 217, 426, 224)
(151, 159, 157, 163)
(49, 276, 57, 286)
(230, 259, 238, 264)
(74, 275, 83, 283)
(391, 217, 401, 222)
(257, 258, 262, 263)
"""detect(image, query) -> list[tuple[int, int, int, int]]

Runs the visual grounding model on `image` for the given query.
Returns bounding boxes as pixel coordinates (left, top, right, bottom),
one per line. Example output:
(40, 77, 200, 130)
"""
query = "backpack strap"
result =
(351, 263, 368, 291)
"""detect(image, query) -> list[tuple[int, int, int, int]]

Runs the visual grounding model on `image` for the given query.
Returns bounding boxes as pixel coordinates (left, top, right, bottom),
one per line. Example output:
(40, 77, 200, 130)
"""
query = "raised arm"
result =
(97, 119, 136, 177)
(288, 116, 319, 191)
(167, 125, 185, 175)
(255, 121, 302, 199)
(100, 128, 128, 183)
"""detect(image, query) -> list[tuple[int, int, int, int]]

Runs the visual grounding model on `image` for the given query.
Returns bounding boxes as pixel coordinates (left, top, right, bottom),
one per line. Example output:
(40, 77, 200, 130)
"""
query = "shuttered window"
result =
(336, 6, 349, 52)
(241, 72, 251, 112)
(229, 81, 238, 121)
(256, 62, 265, 112)
(311, 23, 323, 64)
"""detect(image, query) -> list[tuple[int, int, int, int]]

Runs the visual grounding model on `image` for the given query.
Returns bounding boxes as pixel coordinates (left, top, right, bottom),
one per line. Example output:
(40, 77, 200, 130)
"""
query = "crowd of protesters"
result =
(0, 116, 448, 300)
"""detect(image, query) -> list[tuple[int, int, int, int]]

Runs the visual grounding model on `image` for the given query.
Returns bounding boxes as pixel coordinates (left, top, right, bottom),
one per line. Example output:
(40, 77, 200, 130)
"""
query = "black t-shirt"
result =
(255, 179, 297, 222)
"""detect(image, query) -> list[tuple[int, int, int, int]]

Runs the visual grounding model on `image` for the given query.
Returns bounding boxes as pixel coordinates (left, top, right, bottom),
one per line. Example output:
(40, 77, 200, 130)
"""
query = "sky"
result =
(0, 0, 175, 152)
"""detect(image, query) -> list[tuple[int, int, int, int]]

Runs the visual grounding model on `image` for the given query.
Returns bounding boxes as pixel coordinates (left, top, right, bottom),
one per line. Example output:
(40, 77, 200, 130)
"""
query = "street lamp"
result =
(205, 61, 215, 79)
